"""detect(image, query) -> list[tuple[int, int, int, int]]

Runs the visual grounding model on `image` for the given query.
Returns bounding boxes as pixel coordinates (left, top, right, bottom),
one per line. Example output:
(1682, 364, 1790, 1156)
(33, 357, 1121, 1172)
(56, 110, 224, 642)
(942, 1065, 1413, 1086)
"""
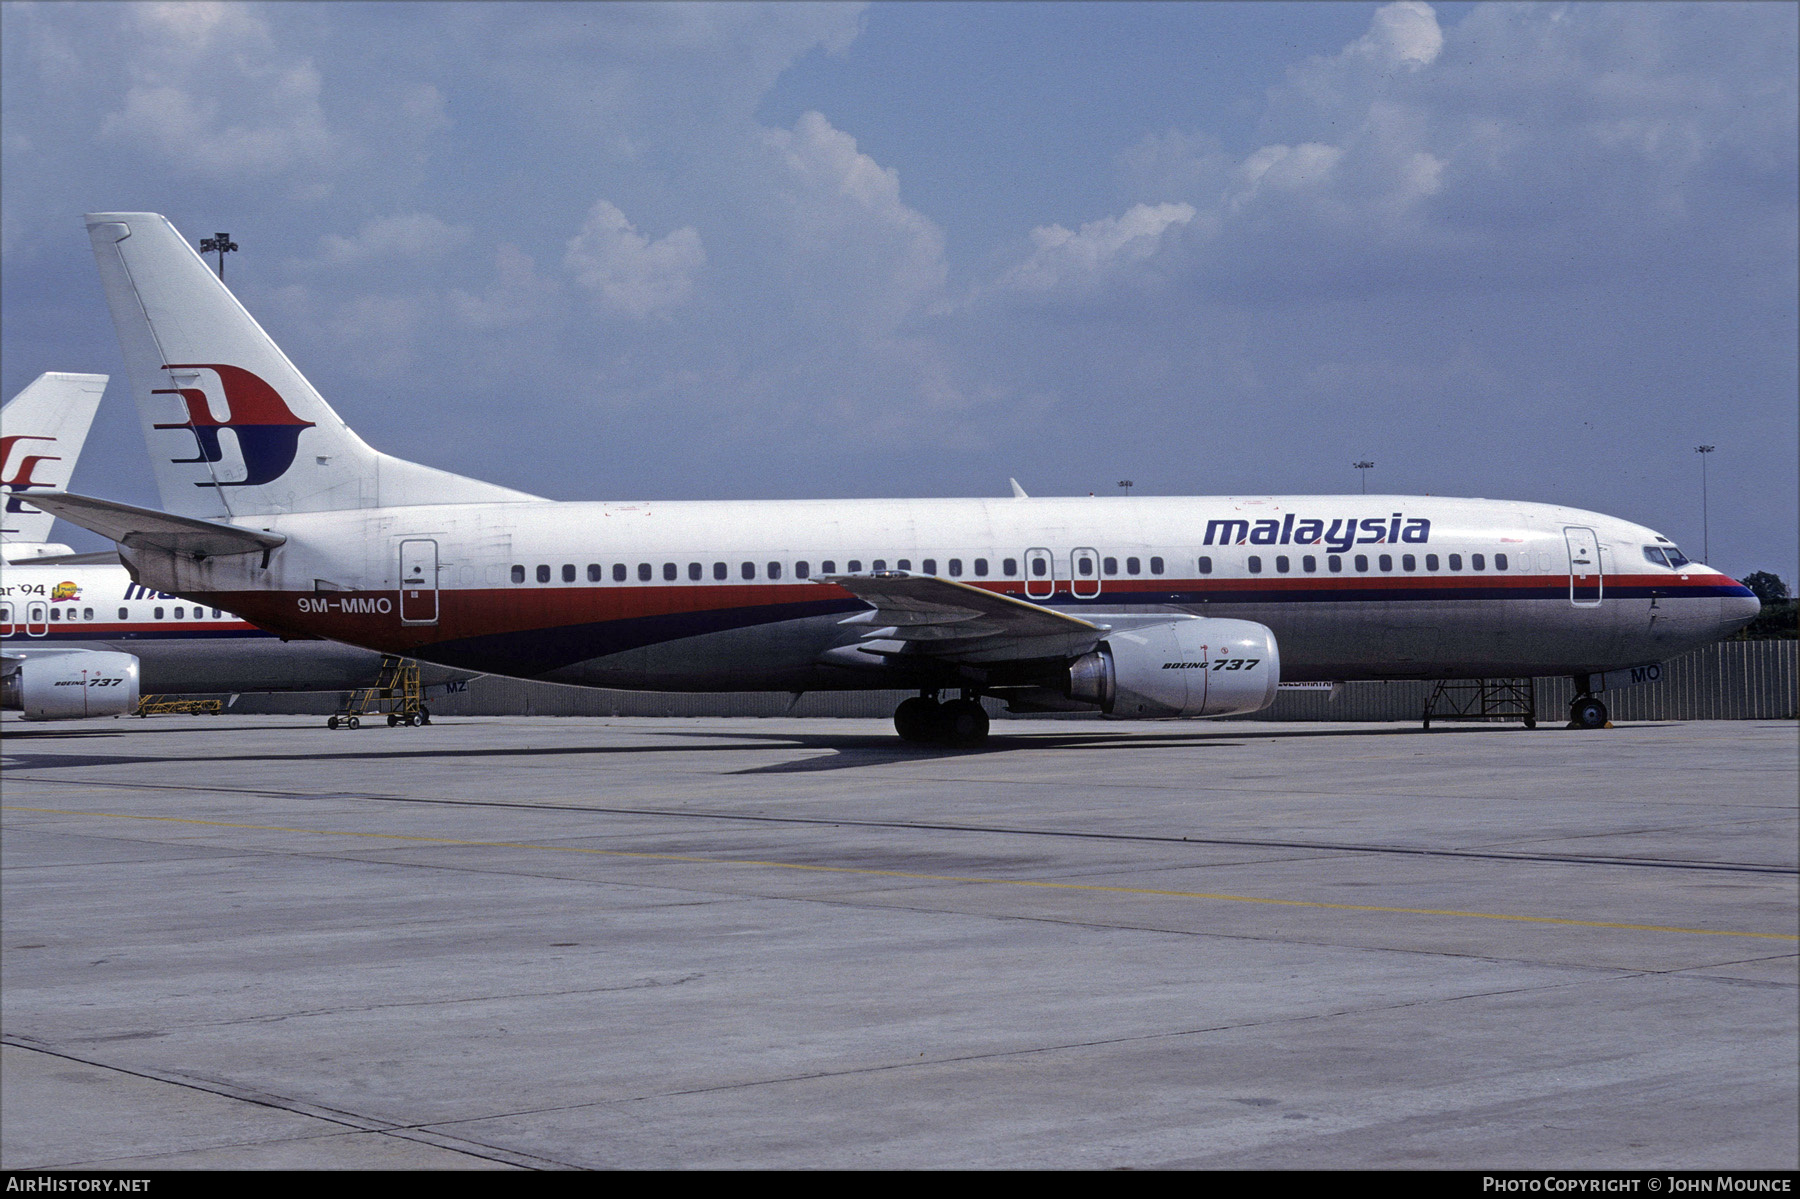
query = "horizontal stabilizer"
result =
(25, 492, 286, 558)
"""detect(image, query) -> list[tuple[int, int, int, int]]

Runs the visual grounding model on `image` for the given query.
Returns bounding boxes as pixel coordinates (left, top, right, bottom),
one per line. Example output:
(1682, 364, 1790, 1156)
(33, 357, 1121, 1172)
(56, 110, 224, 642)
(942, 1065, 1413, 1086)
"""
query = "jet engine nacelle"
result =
(1067, 618, 1279, 718)
(1, 652, 141, 720)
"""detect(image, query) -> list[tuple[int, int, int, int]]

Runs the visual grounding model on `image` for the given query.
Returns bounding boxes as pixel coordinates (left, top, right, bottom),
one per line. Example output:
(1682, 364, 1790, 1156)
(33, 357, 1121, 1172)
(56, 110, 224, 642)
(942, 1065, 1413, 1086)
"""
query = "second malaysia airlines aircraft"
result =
(36, 212, 1758, 745)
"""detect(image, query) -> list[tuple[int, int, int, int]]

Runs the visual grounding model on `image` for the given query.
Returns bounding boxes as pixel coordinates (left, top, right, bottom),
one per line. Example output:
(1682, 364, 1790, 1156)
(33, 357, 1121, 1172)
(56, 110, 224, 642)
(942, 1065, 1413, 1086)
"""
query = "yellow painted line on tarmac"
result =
(6, 804, 1797, 943)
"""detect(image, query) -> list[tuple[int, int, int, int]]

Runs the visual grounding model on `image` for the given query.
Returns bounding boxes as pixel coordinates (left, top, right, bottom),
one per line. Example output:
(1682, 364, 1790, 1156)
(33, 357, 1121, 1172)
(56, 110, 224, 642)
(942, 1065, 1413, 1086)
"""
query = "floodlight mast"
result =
(198, 232, 237, 279)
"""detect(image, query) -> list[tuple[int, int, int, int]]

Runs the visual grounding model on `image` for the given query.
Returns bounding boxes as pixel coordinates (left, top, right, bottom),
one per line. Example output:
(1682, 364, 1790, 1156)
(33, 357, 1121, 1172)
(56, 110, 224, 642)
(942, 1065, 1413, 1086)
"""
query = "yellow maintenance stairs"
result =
(135, 696, 224, 716)
(328, 656, 431, 729)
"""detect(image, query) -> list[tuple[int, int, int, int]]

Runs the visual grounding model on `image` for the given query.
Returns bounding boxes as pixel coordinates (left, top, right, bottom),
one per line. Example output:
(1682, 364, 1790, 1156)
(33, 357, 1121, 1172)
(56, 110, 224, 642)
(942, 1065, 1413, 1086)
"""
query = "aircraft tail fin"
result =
(85, 213, 540, 520)
(1, 372, 107, 544)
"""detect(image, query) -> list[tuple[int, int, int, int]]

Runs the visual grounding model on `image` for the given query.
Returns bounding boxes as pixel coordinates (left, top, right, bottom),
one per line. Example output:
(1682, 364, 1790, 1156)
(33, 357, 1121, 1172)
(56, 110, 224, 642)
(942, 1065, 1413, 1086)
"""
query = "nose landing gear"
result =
(894, 691, 990, 748)
(1567, 674, 1610, 729)
(1568, 695, 1609, 729)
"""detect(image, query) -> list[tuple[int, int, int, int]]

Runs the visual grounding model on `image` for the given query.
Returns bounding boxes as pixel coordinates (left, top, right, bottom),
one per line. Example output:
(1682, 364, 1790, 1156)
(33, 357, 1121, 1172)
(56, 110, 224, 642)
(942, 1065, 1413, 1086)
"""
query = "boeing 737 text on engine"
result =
(31, 212, 1759, 745)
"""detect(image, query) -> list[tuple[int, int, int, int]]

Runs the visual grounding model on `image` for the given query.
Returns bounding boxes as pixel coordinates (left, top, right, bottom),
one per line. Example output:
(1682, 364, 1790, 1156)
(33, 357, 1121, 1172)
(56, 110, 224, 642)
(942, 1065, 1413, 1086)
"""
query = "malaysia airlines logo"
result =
(1, 434, 62, 523)
(152, 363, 315, 487)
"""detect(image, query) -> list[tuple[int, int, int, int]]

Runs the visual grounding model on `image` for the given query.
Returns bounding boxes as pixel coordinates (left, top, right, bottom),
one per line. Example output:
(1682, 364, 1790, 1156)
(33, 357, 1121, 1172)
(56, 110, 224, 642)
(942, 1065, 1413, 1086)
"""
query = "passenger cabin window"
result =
(663, 563, 677, 581)
(1496, 553, 1509, 571)
(1276, 555, 1290, 573)
(1248, 555, 1263, 574)
(1471, 553, 1485, 571)
(795, 562, 810, 579)
(921, 559, 936, 575)
(1103, 557, 1118, 576)
(118, 608, 128, 620)
(562, 564, 575, 582)
(638, 563, 652, 581)
(537, 565, 551, 583)
(1074, 554, 1094, 577)
(155, 607, 165, 620)
(1329, 555, 1343, 573)
(768, 562, 782, 580)
(741, 562, 755, 580)
(1402, 554, 1416, 571)
(1303, 555, 1317, 573)
(948, 559, 964, 577)
(821, 560, 836, 575)
(50, 608, 61, 621)
(1425, 554, 1439, 571)
(1354, 555, 1369, 572)
(1378, 554, 1392, 572)
(1448, 554, 1463, 571)
(848, 560, 862, 573)
(1150, 557, 1164, 575)
(897, 560, 911, 572)
(1002, 558, 1017, 576)
(1197, 556, 1212, 575)
(1031, 558, 1048, 577)
(873, 560, 887, 571)
(615, 564, 629, 582)
(588, 565, 602, 582)
(1128, 557, 1142, 575)
(714, 562, 727, 580)
(973, 559, 989, 577)
(512, 565, 525, 583)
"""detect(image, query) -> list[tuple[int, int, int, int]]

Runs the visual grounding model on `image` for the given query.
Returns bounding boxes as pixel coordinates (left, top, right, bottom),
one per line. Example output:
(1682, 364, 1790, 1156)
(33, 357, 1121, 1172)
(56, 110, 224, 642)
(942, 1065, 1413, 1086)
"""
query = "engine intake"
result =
(1067, 618, 1279, 718)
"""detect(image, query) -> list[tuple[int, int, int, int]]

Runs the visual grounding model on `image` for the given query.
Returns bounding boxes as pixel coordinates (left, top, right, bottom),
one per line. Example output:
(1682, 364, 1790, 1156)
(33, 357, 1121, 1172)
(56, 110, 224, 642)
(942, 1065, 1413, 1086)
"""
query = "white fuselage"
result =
(113, 493, 1757, 695)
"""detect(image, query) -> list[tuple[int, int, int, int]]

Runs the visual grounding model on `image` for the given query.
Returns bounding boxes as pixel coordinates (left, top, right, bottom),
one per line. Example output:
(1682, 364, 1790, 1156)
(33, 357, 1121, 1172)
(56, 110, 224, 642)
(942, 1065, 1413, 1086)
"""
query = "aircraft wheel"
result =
(940, 699, 990, 748)
(409, 712, 425, 727)
(419, 707, 431, 725)
(1524, 715, 1537, 730)
(1568, 697, 1608, 730)
(894, 697, 940, 743)
(327, 716, 340, 730)
(347, 716, 360, 730)
(387, 713, 400, 728)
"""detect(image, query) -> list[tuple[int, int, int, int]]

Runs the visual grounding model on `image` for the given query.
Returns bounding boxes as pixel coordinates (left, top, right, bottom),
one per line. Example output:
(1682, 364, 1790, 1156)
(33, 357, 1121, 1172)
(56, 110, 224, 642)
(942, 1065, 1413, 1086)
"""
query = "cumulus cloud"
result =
(1348, 0, 1443, 70)
(563, 200, 705, 319)
(1001, 203, 1197, 295)
(312, 214, 471, 269)
(96, 3, 339, 182)
(758, 111, 947, 322)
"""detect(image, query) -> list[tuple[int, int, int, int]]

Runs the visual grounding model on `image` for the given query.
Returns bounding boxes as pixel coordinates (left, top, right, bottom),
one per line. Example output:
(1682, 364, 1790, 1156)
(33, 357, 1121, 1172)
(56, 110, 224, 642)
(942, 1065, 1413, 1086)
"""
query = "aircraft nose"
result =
(1719, 577, 1761, 633)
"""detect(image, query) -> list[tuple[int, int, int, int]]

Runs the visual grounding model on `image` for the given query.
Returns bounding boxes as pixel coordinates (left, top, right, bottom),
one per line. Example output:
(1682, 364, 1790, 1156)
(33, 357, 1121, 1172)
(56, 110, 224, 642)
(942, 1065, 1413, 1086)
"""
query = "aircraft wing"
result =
(818, 572, 1106, 664)
(25, 492, 286, 558)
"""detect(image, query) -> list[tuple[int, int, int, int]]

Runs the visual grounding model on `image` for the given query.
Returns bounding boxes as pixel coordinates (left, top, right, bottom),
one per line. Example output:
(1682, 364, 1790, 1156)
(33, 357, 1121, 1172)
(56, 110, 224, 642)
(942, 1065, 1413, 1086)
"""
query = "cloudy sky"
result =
(3, 1, 1795, 580)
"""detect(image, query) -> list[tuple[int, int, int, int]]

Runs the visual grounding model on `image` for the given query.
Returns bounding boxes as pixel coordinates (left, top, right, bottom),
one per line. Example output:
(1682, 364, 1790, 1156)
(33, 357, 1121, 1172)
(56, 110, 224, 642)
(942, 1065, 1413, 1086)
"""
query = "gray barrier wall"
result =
(232, 639, 1796, 722)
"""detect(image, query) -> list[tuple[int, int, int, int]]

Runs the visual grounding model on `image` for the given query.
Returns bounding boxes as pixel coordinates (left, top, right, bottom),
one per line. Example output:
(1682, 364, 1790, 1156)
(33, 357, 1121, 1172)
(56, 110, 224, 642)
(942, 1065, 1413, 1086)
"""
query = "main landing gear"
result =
(894, 691, 990, 748)
(1566, 674, 1610, 730)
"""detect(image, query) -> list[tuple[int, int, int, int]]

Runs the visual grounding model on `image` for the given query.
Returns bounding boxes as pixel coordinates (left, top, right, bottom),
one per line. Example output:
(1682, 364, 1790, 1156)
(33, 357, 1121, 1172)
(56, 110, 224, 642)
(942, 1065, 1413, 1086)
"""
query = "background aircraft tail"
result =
(85, 213, 539, 521)
(1, 372, 107, 546)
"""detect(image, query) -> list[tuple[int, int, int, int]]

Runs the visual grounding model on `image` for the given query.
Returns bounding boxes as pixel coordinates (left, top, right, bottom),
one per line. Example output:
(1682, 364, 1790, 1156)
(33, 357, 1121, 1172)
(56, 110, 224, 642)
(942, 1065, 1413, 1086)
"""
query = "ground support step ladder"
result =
(328, 656, 430, 729)
(1421, 677, 1537, 729)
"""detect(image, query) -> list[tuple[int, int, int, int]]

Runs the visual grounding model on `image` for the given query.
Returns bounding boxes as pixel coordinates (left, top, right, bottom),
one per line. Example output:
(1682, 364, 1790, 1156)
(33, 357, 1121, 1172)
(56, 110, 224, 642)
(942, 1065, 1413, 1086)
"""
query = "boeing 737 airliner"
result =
(32, 213, 1759, 744)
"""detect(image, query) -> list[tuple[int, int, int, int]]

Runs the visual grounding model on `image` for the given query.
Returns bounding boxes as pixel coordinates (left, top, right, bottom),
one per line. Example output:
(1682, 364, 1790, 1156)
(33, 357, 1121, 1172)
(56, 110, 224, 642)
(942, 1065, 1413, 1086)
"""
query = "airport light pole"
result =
(1117, 480, 1133, 496)
(1354, 460, 1375, 495)
(1695, 445, 1714, 563)
(199, 233, 237, 279)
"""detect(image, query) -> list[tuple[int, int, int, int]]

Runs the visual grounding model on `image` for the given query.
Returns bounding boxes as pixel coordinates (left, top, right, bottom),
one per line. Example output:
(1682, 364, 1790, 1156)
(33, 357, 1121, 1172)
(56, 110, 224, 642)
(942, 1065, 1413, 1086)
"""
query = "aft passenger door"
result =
(398, 538, 439, 625)
(1564, 526, 1603, 607)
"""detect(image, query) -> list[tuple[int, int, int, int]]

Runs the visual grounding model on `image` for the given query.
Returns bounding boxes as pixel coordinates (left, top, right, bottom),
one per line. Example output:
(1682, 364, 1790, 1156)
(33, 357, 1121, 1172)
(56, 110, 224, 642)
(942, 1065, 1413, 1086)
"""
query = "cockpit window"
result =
(1644, 545, 1692, 569)
(1643, 546, 1670, 568)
